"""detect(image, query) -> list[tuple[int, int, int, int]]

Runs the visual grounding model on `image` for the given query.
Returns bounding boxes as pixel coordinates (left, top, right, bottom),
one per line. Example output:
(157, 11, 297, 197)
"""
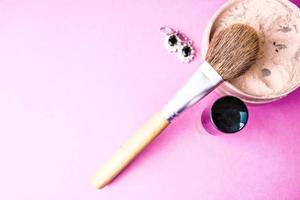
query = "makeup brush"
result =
(93, 24, 260, 189)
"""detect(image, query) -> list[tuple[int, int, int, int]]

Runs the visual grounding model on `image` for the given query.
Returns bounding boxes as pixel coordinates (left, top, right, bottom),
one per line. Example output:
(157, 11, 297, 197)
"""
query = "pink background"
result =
(1, 0, 300, 199)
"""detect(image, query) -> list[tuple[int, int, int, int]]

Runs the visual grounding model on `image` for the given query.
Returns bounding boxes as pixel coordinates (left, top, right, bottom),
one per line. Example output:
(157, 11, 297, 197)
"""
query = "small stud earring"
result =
(160, 26, 196, 63)
(160, 27, 181, 53)
(178, 41, 195, 63)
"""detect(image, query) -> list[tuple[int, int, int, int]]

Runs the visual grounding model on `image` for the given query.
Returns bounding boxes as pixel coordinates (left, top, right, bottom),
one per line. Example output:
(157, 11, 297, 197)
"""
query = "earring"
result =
(160, 26, 195, 63)
(160, 27, 181, 53)
(177, 41, 195, 63)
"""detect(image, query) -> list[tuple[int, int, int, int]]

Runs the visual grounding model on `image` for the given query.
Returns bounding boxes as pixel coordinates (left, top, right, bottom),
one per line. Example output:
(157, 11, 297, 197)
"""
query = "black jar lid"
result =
(211, 96, 248, 134)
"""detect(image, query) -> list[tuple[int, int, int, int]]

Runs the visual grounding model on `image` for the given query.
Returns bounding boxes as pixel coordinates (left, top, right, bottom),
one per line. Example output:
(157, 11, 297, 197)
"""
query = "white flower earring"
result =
(160, 26, 195, 63)
(177, 41, 195, 63)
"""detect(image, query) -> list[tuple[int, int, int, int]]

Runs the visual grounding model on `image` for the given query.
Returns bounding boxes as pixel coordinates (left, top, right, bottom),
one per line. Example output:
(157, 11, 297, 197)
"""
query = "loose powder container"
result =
(202, 0, 300, 103)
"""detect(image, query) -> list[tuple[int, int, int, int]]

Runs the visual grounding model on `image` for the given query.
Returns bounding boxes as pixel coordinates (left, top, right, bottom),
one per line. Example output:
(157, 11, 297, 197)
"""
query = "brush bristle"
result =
(205, 24, 260, 81)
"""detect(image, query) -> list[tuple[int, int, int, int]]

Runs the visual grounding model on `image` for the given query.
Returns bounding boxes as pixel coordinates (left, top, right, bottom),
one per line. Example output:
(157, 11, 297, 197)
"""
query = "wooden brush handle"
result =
(93, 112, 169, 189)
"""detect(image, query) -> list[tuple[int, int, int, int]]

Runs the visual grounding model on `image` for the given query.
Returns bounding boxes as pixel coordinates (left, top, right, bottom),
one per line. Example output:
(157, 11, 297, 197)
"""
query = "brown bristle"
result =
(205, 24, 260, 81)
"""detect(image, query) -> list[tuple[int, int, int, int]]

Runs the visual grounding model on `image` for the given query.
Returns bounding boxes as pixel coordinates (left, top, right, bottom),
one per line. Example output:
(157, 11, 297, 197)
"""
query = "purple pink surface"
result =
(0, 0, 300, 199)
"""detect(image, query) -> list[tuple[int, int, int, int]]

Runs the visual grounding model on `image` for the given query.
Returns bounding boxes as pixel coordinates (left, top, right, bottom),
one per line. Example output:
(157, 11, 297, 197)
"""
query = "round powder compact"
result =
(202, 0, 300, 103)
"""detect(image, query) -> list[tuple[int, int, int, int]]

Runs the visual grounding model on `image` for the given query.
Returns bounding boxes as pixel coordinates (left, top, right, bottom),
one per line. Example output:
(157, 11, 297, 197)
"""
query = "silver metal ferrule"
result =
(161, 61, 223, 121)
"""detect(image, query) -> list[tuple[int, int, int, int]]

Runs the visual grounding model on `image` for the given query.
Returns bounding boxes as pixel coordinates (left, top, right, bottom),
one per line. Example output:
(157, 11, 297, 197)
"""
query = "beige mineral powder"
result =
(212, 0, 300, 98)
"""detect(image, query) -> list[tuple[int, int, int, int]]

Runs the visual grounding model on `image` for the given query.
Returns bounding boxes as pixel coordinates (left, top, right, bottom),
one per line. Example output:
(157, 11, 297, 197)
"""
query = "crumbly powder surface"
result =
(213, 0, 300, 97)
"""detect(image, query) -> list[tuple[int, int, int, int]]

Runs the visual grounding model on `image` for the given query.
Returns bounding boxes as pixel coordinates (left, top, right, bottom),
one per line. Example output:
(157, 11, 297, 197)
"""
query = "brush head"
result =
(205, 24, 260, 81)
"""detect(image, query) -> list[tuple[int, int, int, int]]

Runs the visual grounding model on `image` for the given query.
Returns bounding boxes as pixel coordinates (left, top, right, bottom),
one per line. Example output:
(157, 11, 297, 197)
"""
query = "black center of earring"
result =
(182, 45, 192, 57)
(168, 35, 178, 46)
